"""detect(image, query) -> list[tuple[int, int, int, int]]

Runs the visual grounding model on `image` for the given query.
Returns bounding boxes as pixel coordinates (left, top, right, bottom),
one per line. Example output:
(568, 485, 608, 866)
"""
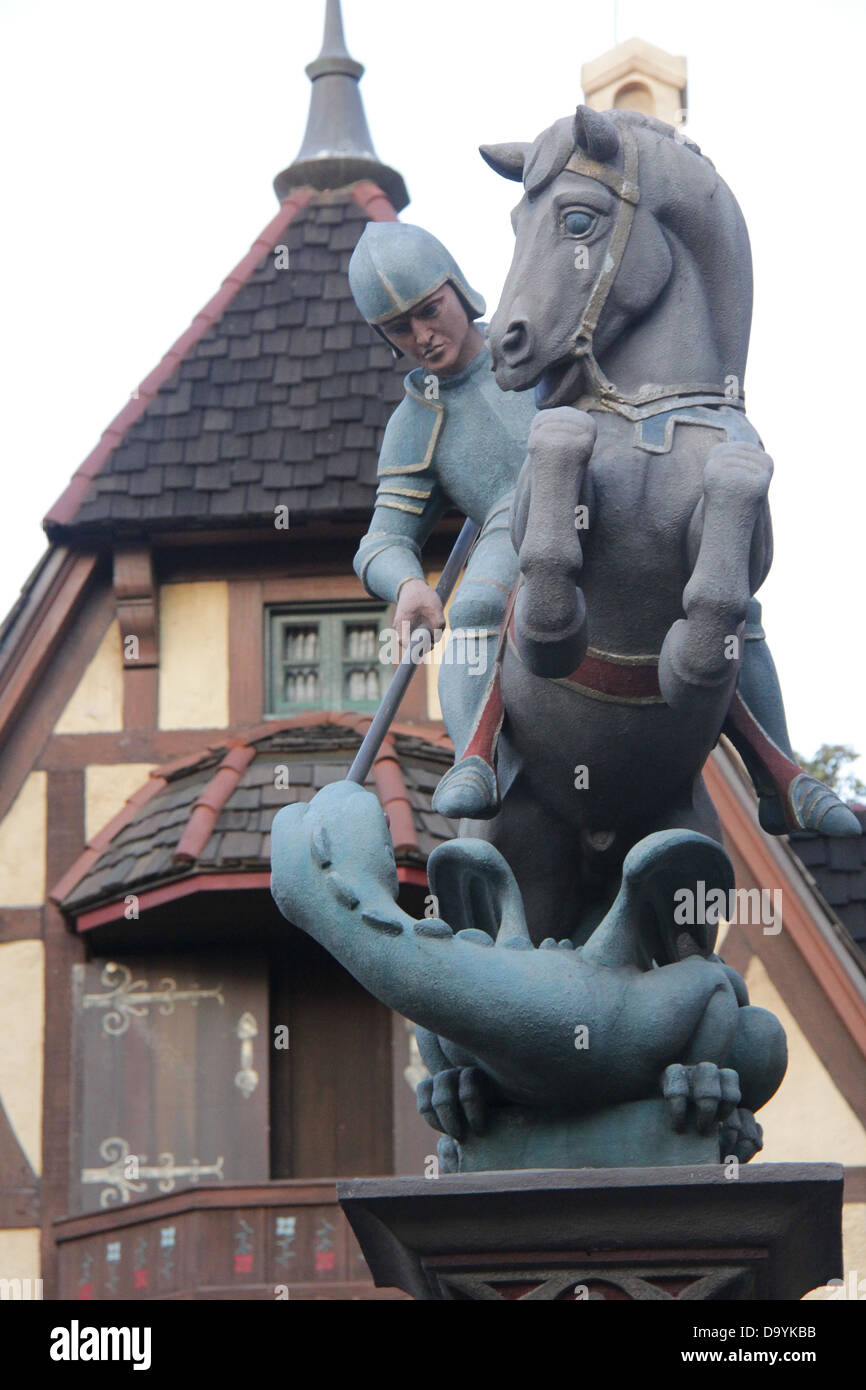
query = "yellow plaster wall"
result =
(842, 1202, 866, 1290)
(0, 1229, 40, 1286)
(158, 582, 229, 730)
(85, 764, 156, 841)
(0, 941, 44, 1174)
(54, 619, 123, 733)
(0, 772, 46, 906)
(745, 956, 866, 1165)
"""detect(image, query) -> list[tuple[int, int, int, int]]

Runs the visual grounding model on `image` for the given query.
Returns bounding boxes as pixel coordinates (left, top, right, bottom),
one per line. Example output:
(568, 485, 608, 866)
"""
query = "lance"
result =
(346, 518, 480, 785)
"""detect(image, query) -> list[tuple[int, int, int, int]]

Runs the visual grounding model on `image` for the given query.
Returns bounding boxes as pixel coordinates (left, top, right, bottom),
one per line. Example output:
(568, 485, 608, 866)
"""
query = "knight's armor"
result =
(350, 223, 535, 816)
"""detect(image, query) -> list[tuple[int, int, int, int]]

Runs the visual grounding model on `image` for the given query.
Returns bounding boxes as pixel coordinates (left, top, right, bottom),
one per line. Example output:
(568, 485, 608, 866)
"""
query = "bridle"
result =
(552, 123, 744, 421)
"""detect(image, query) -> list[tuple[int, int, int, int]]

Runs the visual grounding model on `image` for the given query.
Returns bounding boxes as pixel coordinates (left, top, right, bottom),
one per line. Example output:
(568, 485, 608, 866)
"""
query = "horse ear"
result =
(573, 105, 620, 162)
(479, 142, 530, 182)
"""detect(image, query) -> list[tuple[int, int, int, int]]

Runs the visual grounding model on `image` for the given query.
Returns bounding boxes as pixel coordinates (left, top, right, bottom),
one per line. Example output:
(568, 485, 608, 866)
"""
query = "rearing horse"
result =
(469, 107, 775, 942)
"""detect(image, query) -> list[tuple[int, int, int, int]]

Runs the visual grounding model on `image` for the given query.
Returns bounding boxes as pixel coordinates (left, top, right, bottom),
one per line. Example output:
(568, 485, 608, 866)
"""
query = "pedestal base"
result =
(338, 1164, 843, 1301)
(455, 1098, 721, 1170)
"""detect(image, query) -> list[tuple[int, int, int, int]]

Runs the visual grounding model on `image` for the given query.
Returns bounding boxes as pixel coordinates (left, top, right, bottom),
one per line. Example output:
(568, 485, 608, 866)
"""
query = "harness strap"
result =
(567, 125, 640, 355)
(563, 148, 640, 205)
(562, 126, 745, 417)
(497, 579, 663, 705)
(552, 647, 663, 704)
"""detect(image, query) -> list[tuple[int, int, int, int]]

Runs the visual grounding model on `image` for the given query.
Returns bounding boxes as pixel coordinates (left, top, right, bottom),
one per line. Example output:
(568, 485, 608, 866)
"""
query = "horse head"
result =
(482, 107, 753, 409)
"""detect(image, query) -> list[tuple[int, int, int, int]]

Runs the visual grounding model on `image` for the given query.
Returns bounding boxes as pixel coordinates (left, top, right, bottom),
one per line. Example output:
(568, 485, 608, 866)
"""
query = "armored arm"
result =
(354, 491, 448, 603)
(353, 395, 449, 602)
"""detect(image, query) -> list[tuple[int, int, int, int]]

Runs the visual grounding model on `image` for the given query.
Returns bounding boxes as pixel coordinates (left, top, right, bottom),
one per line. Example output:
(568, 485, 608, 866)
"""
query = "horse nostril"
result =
(501, 318, 532, 364)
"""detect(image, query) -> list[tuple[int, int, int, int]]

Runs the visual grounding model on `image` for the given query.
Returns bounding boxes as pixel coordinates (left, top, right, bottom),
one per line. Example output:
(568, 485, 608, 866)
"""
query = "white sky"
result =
(1, 0, 864, 776)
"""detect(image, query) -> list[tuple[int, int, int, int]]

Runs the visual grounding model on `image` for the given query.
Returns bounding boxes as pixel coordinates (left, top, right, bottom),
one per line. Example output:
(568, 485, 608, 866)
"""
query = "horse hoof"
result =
(785, 775, 862, 838)
(432, 756, 500, 820)
(513, 584, 588, 678)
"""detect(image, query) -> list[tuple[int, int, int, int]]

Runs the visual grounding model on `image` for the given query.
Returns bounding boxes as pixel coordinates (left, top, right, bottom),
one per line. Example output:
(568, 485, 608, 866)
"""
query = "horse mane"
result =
(604, 108, 712, 167)
(605, 110, 751, 383)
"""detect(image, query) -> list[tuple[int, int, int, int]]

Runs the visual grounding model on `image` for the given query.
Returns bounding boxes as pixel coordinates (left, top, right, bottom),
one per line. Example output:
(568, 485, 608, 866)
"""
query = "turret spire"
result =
(274, 0, 409, 210)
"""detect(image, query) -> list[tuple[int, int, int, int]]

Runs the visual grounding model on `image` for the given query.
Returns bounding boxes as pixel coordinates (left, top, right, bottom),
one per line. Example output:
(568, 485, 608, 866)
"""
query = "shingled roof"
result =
(44, 0, 411, 543)
(51, 717, 457, 923)
(791, 807, 866, 952)
(45, 187, 406, 541)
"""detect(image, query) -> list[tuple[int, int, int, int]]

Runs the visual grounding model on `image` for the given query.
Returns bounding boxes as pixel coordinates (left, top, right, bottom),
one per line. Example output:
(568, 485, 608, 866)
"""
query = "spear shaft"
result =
(345, 517, 480, 784)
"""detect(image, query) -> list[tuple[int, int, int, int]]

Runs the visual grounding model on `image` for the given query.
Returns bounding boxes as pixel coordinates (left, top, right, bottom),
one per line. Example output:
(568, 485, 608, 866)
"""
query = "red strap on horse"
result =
(464, 582, 807, 831)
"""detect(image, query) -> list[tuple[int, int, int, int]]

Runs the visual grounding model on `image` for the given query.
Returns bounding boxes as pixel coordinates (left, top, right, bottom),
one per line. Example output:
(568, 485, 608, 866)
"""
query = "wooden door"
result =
(270, 932, 393, 1179)
(70, 951, 269, 1215)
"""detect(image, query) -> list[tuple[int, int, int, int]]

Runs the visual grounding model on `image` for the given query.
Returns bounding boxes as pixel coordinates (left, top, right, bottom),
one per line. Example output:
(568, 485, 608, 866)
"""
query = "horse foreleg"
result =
(659, 442, 773, 710)
(511, 407, 595, 678)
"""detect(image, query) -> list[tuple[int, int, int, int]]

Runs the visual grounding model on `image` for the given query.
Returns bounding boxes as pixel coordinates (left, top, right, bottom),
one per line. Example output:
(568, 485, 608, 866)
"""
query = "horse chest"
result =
(584, 449, 700, 585)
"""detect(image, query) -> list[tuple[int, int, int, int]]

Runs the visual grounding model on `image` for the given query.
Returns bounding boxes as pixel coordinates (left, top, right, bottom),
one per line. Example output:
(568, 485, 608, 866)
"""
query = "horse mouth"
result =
(535, 357, 586, 410)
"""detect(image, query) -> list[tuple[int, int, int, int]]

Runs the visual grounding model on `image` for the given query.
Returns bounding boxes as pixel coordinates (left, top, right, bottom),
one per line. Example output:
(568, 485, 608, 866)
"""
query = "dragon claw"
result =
(437, 1136, 460, 1174)
(418, 1065, 496, 1140)
(662, 1062, 740, 1136)
(720, 1107, 763, 1163)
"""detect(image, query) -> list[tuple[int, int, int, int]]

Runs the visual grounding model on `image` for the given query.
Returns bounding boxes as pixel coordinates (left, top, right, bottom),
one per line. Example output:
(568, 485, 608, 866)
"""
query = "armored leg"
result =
(730, 600, 861, 837)
(433, 511, 518, 819)
(738, 599, 794, 756)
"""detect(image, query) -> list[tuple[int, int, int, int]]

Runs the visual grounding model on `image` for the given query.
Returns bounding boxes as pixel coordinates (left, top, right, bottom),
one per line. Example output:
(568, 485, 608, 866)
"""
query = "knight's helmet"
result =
(348, 222, 485, 356)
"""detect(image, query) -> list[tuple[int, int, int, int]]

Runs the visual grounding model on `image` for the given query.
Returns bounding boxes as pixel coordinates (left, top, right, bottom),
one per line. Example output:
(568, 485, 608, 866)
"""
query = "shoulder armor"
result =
(377, 377, 444, 485)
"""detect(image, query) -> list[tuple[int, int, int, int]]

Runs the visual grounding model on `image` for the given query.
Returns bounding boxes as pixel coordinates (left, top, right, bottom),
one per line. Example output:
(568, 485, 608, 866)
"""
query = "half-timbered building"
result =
(0, 7, 863, 1301)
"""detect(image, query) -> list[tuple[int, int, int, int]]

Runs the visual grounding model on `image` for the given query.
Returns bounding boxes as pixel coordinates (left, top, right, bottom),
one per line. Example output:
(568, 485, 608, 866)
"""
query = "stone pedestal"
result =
(454, 1098, 722, 1171)
(337, 1164, 843, 1301)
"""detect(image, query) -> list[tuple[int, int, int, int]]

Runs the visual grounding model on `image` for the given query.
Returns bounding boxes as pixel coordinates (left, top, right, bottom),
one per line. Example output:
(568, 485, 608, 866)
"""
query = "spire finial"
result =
(274, 0, 409, 210)
(307, 0, 363, 82)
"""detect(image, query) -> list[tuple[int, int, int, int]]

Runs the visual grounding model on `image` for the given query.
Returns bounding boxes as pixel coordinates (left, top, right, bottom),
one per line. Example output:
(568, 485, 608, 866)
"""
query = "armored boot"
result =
(432, 627, 503, 819)
(431, 511, 517, 821)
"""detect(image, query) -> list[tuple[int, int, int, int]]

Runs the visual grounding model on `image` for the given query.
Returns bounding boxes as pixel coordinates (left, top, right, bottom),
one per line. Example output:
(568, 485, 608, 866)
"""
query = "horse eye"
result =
(563, 210, 594, 236)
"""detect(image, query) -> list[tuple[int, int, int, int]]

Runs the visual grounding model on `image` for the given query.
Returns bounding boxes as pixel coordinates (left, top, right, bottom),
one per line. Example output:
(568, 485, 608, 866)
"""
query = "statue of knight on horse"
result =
(271, 103, 858, 1173)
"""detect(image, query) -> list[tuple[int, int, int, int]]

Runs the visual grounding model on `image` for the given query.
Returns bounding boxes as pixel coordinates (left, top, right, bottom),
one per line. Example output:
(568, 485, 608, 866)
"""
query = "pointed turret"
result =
(274, 0, 409, 210)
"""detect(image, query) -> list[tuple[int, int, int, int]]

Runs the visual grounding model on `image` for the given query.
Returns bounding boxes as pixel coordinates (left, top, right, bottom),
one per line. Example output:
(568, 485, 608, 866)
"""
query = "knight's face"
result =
(382, 284, 481, 376)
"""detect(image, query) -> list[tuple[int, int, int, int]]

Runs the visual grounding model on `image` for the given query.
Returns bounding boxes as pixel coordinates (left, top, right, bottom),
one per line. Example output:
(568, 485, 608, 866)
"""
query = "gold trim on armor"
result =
(483, 500, 516, 523)
(376, 498, 426, 515)
(377, 485, 433, 500)
(358, 541, 399, 586)
(378, 395, 444, 477)
(369, 271, 451, 324)
(459, 577, 514, 594)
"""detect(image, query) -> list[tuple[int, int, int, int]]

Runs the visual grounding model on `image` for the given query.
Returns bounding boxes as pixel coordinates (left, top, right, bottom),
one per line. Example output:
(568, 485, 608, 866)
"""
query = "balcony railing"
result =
(54, 1179, 408, 1300)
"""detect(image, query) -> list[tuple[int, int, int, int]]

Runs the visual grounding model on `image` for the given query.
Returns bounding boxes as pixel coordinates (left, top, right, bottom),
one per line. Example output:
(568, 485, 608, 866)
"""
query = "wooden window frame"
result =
(264, 601, 389, 718)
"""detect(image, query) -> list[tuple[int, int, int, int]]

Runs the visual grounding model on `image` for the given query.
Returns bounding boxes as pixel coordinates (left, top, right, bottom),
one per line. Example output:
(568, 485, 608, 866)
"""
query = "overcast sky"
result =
(2, 0, 864, 777)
